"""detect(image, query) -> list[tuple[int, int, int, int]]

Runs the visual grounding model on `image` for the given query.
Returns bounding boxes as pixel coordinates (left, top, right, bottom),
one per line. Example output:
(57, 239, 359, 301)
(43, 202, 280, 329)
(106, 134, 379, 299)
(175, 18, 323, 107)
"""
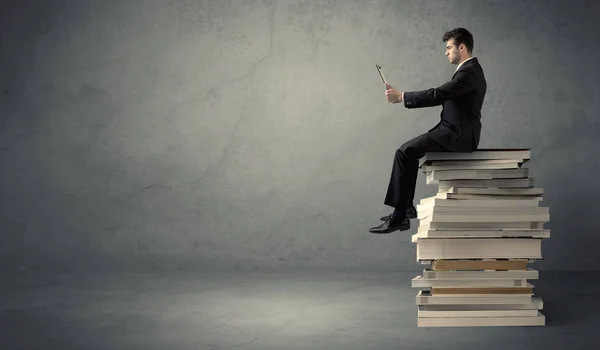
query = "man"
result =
(369, 27, 487, 234)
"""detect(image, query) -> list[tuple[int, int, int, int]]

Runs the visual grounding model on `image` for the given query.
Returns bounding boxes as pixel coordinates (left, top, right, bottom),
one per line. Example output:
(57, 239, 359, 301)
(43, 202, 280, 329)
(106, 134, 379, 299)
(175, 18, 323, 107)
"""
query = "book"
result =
(421, 268, 539, 279)
(426, 168, 529, 184)
(415, 290, 532, 305)
(413, 229, 551, 240)
(419, 197, 541, 208)
(417, 313, 545, 327)
(415, 238, 543, 261)
(438, 178, 535, 191)
(430, 259, 529, 271)
(422, 149, 531, 162)
(412, 275, 530, 288)
(420, 160, 523, 172)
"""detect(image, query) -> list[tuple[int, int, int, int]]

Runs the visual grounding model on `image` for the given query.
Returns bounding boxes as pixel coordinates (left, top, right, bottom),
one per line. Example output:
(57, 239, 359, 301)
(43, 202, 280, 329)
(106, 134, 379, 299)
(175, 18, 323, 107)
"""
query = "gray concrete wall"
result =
(1, 0, 599, 272)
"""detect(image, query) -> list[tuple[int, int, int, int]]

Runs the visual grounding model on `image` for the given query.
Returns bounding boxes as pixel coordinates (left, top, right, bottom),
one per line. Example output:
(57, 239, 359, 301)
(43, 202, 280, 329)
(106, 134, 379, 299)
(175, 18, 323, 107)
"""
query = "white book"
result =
(418, 307, 540, 318)
(422, 159, 526, 166)
(418, 211, 550, 223)
(412, 275, 529, 288)
(416, 238, 543, 260)
(419, 297, 543, 310)
(436, 193, 544, 201)
(416, 290, 532, 305)
(421, 269, 539, 280)
(438, 178, 534, 191)
(426, 168, 529, 184)
(417, 312, 545, 327)
(413, 229, 551, 240)
(423, 149, 531, 162)
(421, 161, 522, 172)
(419, 221, 545, 231)
(417, 206, 548, 217)
(445, 186, 543, 196)
(419, 197, 541, 208)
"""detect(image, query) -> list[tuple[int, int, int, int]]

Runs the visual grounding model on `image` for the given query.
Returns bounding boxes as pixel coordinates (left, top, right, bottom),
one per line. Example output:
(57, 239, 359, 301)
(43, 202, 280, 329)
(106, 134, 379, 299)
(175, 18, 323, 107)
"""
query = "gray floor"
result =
(1, 270, 598, 350)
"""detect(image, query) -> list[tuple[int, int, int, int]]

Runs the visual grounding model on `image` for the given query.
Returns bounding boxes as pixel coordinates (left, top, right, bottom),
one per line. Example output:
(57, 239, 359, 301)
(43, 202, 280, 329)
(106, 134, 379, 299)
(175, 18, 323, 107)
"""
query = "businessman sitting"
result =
(369, 27, 487, 234)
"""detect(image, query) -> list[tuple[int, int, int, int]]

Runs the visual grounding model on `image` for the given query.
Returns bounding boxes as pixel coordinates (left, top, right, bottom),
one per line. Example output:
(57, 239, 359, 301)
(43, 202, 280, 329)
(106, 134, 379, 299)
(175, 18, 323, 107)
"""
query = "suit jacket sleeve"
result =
(403, 67, 477, 109)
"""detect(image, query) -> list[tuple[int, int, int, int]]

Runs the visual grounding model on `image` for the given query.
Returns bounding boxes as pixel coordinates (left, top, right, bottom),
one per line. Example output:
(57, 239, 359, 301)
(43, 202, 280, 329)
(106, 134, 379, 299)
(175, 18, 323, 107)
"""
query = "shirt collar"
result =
(455, 56, 475, 71)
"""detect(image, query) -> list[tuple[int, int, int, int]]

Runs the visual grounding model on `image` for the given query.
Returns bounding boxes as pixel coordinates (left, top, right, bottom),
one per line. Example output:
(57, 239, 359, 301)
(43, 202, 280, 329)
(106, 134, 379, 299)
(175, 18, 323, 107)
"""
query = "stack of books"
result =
(411, 149, 550, 327)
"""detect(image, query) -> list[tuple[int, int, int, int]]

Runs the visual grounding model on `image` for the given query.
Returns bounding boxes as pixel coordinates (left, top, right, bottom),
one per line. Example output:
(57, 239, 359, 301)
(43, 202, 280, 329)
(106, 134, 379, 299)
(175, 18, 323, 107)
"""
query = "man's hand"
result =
(385, 83, 403, 104)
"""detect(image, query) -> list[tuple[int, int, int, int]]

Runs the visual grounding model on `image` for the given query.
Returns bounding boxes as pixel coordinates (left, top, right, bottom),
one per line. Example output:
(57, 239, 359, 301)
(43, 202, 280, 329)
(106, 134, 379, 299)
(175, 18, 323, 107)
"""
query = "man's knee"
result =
(398, 141, 418, 160)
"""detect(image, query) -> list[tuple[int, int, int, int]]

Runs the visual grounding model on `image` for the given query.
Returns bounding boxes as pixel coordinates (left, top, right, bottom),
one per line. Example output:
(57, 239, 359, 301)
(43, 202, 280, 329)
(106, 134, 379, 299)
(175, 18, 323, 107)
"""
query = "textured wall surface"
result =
(1, 0, 599, 272)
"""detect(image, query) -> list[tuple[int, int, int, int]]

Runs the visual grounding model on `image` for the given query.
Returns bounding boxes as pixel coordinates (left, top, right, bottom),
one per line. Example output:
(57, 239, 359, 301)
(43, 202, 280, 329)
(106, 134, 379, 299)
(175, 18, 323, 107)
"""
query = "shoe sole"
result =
(370, 222, 411, 234)
(380, 211, 416, 221)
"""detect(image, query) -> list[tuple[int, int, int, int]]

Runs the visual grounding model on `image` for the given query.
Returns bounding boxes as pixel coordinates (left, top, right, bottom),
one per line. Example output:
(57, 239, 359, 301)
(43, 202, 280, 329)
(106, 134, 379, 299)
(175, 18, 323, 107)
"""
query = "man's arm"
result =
(402, 68, 477, 109)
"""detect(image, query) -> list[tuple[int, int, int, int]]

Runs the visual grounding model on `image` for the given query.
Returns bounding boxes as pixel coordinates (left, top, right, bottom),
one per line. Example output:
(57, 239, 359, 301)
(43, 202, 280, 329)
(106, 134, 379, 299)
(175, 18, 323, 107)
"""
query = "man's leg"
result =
(370, 133, 449, 234)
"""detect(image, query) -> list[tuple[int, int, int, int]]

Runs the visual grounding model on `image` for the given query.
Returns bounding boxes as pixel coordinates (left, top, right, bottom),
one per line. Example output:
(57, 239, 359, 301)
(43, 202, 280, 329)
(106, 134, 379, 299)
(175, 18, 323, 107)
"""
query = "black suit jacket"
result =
(402, 57, 487, 152)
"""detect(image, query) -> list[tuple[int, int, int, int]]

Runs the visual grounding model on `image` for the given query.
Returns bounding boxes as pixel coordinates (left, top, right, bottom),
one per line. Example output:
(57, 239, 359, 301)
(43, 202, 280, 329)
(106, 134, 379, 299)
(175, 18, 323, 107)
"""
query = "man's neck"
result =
(455, 55, 474, 71)
(458, 56, 473, 65)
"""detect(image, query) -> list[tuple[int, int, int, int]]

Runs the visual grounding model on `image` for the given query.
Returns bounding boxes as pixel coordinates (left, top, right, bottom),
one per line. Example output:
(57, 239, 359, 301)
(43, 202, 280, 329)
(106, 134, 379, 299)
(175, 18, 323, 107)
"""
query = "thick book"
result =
(419, 197, 541, 208)
(431, 284, 534, 295)
(430, 259, 529, 271)
(421, 160, 523, 172)
(412, 276, 529, 288)
(435, 193, 543, 201)
(418, 205, 548, 217)
(438, 178, 534, 191)
(419, 221, 546, 231)
(418, 209, 550, 223)
(415, 290, 532, 305)
(421, 268, 539, 279)
(422, 149, 531, 162)
(426, 168, 529, 184)
(416, 238, 543, 260)
(417, 312, 545, 327)
(413, 229, 551, 240)
(419, 297, 543, 311)
(444, 186, 543, 196)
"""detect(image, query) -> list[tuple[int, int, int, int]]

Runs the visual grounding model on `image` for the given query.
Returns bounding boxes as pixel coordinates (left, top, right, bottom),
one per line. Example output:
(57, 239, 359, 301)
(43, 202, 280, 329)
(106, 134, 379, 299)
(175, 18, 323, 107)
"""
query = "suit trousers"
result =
(383, 132, 451, 211)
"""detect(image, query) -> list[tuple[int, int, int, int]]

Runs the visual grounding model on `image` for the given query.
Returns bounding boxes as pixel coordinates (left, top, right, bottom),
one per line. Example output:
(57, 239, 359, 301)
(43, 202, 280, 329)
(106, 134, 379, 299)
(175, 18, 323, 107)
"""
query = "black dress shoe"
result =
(369, 216, 410, 234)
(380, 206, 417, 221)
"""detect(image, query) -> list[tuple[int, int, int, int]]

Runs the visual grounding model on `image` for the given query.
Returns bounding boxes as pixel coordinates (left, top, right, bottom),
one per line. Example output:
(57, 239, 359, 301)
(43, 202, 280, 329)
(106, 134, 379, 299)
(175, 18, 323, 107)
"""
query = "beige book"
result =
(445, 186, 543, 196)
(417, 312, 545, 327)
(426, 168, 529, 184)
(431, 283, 534, 295)
(421, 268, 539, 279)
(413, 228, 551, 240)
(422, 149, 531, 162)
(419, 297, 543, 311)
(418, 210, 550, 223)
(438, 178, 534, 192)
(415, 290, 532, 305)
(417, 206, 548, 217)
(418, 307, 540, 318)
(421, 158, 526, 167)
(416, 238, 543, 261)
(418, 197, 541, 208)
(418, 221, 545, 231)
(431, 259, 529, 271)
(420, 161, 522, 172)
(412, 275, 529, 288)
(437, 193, 543, 201)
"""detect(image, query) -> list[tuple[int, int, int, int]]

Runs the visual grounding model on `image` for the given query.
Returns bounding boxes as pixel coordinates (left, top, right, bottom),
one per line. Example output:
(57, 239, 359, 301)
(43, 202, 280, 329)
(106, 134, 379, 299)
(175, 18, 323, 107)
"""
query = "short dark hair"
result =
(442, 28, 474, 53)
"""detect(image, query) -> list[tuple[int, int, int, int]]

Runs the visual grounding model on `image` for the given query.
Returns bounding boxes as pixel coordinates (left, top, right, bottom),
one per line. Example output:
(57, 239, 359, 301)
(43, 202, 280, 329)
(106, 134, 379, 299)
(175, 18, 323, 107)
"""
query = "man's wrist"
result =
(395, 92, 404, 104)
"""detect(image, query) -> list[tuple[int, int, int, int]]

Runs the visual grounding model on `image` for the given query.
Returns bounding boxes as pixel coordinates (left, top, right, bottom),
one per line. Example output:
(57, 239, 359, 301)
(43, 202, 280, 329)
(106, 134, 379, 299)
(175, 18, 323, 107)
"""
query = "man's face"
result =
(445, 39, 462, 64)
